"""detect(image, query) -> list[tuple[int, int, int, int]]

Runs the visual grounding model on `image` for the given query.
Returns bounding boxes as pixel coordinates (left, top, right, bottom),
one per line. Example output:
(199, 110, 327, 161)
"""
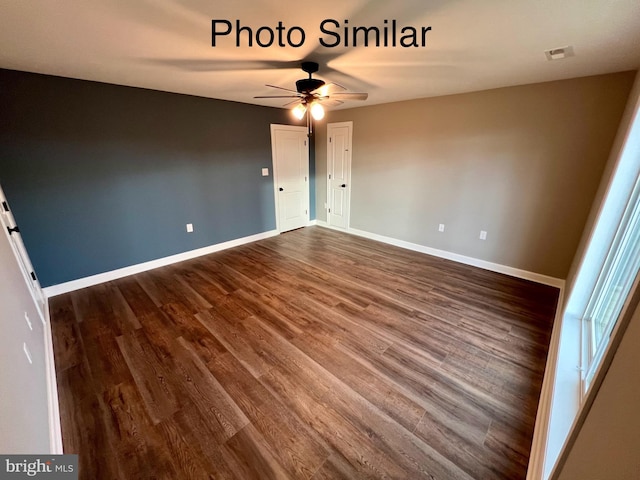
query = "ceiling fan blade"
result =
(331, 92, 369, 101)
(254, 95, 301, 99)
(325, 82, 347, 91)
(141, 58, 302, 72)
(296, 49, 376, 90)
(311, 82, 347, 96)
(265, 84, 300, 94)
(318, 98, 344, 107)
(282, 99, 303, 107)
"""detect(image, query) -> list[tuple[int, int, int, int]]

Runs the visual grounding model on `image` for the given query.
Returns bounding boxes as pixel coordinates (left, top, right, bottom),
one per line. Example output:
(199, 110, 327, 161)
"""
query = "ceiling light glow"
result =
(310, 103, 325, 120)
(292, 103, 307, 120)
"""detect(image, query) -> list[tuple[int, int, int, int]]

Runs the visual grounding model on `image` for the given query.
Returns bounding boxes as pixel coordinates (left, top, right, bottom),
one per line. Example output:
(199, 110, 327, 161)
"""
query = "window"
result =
(581, 173, 640, 392)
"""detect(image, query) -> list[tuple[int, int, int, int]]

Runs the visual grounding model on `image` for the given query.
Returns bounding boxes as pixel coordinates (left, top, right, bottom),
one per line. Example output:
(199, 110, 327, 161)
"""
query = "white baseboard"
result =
(315, 220, 351, 233)
(317, 225, 565, 289)
(307, 219, 318, 226)
(43, 230, 279, 297)
(42, 301, 63, 454)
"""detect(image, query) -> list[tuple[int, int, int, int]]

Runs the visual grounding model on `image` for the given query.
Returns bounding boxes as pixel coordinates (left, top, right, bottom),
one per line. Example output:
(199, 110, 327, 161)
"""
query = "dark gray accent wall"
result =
(0, 69, 296, 287)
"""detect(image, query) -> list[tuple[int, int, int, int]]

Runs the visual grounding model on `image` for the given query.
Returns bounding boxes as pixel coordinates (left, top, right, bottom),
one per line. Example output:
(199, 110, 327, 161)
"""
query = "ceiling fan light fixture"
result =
(258, 62, 368, 134)
(310, 103, 325, 120)
(292, 103, 307, 120)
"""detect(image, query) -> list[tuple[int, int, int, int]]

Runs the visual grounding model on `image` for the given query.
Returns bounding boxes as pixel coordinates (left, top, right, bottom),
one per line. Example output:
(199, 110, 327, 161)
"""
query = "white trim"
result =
(344, 226, 565, 288)
(270, 124, 310, 233)
(43, 300, 63, 454)
(326, 121, 353, 230)
(43, 230, 279, 297)
(0, 184, 47, 322)
(1, 184, 62, 452)
(307, 219, 318, 226)
(315, 219, 349, 233)
(526, 288, 565, 479)
(547, 277, 640, 480)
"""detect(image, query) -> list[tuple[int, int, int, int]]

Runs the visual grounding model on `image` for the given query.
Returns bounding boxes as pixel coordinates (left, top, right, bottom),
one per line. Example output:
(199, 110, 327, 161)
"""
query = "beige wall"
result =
(554, 293, 640, 479)
(316, 72, 635, 279)
(564, 72, 640, 301)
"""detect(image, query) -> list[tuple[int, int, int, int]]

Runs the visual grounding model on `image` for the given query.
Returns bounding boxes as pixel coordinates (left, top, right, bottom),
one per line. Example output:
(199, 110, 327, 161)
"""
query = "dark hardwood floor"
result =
(50, 226, 558, 479)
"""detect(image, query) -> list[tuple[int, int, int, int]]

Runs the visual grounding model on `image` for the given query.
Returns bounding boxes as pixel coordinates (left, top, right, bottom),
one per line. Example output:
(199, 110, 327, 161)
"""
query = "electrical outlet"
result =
(186, 223, 194, 233)
(261, 168, 269, 176)
(480, 230, 487, 240)
(438, 224, 445, 232)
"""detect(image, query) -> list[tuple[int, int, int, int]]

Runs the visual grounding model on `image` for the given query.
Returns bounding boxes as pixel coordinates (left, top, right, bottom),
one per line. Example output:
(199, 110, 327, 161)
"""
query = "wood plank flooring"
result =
(50, 226, 558, 480)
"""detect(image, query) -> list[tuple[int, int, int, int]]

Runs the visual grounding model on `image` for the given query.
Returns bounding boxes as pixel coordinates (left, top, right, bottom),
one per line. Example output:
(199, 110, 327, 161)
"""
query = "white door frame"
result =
(270, 124, 310, 233)
(0, 183, 63, 454)
(326, 121, 353, 230)
(0, 184, 46, 323)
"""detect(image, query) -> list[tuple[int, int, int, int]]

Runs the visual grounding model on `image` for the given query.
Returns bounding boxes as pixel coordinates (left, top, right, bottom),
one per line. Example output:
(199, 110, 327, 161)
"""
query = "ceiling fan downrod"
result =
(296, 62, 325, 94)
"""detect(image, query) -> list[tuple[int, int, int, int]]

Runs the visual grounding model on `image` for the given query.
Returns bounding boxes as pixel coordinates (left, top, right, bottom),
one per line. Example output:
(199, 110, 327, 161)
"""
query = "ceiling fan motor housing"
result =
(296, 78, 325, 94)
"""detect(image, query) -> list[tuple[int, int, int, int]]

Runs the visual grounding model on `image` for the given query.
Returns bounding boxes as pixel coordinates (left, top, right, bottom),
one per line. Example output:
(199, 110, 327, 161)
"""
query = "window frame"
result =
(581, 172, 640, 395)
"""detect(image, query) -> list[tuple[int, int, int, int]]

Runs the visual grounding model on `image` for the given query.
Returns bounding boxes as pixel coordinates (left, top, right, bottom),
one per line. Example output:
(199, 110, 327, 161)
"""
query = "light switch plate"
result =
(186, 223, 194, 233)
(262, 168, 269, 176)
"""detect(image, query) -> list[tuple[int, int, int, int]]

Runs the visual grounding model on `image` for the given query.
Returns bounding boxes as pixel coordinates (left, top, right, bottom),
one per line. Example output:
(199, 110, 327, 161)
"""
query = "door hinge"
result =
(1, 201, 9, 212)
(7, 225, 20, 235)
(305, 209, 308, 215)
(328, 208, 331, 213)
(330, 137, 332, 143)
(329, 174, 332, 180)
(304, 140, 307, 146)
(30, 271, 37, 281)
(305, 176, 307, 182)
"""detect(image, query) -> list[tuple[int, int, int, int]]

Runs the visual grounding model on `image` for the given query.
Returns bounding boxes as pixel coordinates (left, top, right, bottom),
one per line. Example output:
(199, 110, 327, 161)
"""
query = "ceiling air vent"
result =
(545, 46, 574, 61)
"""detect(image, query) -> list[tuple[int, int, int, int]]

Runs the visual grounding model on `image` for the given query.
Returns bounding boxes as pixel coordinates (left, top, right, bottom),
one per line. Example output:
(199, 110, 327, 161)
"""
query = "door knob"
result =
(341, 184, 346, 188)
(279, 187, 284, 191)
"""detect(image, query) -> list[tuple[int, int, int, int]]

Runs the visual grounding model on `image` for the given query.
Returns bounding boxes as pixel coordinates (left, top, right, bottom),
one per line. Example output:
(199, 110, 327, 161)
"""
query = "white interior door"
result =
(327, 122, 353, 229)
(271, 124, 309, 233)
(0, 185, 46, 323)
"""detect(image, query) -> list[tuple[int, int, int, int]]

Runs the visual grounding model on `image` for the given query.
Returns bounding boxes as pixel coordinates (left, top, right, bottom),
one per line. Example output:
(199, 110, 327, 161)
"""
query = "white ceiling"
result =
(1, 0, 639, 110)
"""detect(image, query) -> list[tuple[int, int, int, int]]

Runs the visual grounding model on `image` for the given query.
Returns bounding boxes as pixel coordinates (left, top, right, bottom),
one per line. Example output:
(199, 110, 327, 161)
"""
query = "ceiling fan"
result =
(254, 61, 368, 134)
